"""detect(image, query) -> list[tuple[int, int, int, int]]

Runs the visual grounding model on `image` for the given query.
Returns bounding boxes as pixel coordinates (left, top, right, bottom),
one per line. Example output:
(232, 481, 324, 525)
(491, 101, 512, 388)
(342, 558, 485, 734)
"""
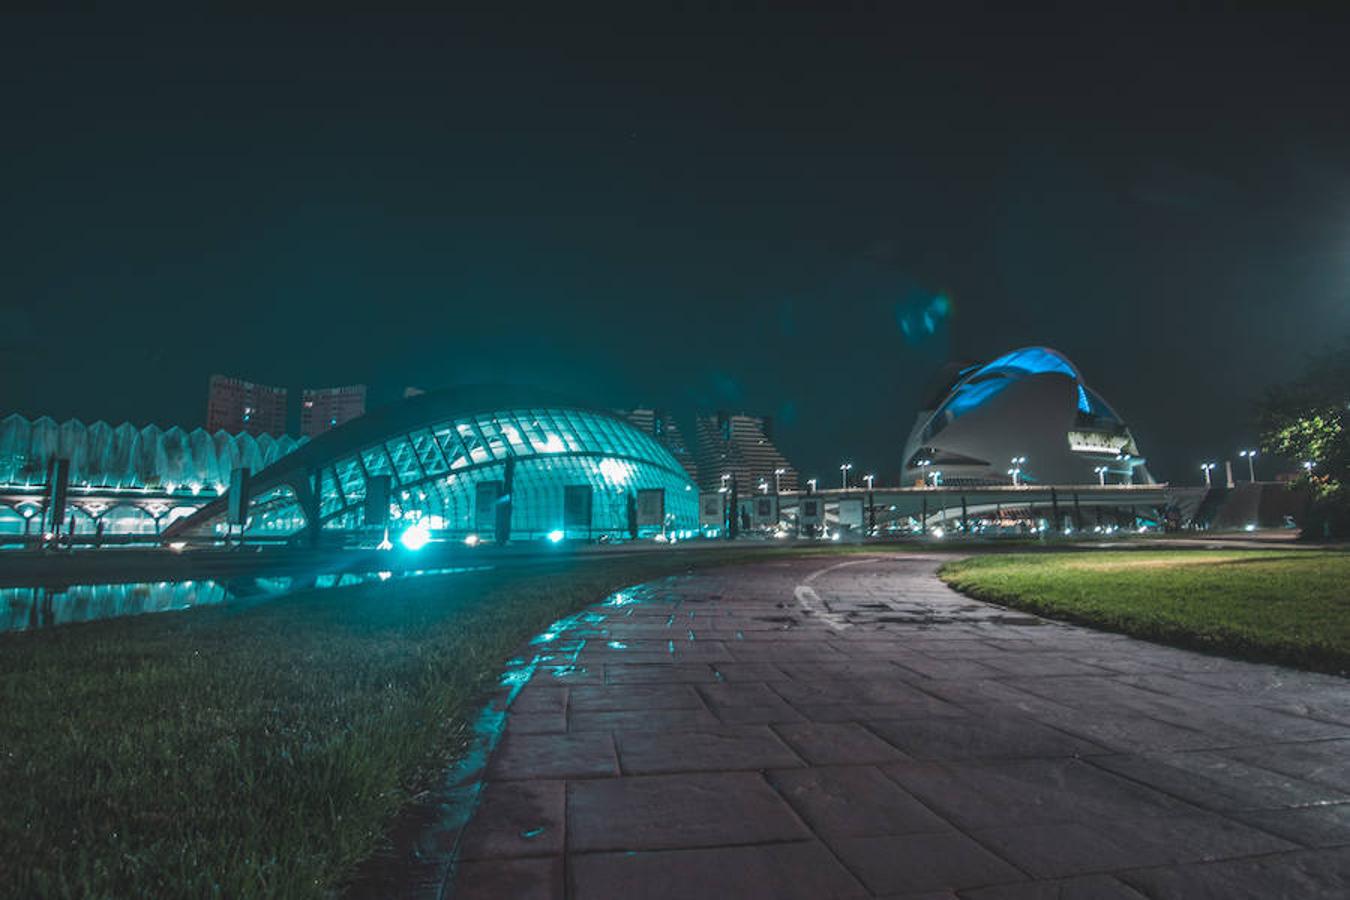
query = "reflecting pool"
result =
(1, 565, 491, 633)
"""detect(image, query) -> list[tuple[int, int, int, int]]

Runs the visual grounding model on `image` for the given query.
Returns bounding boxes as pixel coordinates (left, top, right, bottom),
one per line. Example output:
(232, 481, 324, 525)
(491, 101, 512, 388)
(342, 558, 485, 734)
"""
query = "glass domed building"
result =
(164, 386, 699, 543)
(901, 347, 1154, 487)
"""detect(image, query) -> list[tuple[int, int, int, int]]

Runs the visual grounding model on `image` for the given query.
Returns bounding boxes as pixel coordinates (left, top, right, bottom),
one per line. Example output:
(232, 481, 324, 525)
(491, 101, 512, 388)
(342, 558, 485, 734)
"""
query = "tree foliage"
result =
(1257, 337, 1350, 537)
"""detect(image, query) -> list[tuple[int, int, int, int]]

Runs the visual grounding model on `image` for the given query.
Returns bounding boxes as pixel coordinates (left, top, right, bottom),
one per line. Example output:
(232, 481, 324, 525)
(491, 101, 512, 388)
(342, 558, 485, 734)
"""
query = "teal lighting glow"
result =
(598, 457, 633, 487)
(399, 521, 431, 551)
(154, 394, 700, 544)
(547, 529, 565, 543)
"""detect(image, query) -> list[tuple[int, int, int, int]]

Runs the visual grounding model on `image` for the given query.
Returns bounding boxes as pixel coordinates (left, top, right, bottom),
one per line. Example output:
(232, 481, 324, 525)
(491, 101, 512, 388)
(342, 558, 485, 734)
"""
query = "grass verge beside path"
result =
(0, 548, 801, 898)
(940, 550, 1350, 675)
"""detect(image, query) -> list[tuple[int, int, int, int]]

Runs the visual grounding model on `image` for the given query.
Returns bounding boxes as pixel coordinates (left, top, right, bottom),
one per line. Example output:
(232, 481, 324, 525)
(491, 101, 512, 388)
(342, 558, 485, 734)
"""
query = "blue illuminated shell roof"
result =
(921, 346, 1120, 441)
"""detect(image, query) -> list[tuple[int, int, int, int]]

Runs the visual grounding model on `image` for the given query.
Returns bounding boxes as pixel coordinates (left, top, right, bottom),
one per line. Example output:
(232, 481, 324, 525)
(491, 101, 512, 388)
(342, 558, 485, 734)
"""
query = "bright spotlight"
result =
(399, 521, 432, 551)
(547, 529, 565, 543)
(464, 533, 481, 547)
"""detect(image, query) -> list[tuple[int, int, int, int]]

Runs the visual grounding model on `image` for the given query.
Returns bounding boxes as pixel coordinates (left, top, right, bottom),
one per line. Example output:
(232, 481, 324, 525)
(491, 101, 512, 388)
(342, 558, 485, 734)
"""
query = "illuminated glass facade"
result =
(0, 414, 306, 538)
(167, 391, 699, 542)
(0, 415, 305, 492)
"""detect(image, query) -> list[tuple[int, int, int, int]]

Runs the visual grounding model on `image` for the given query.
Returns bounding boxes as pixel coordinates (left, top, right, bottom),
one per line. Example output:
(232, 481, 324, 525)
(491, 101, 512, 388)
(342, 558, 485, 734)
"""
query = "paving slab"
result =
(570, 841, 868, 899)
(960, 874, 1148, 898)
(616, 725, 805, 774)
(1117, 845, 1350, 899)
(457, 780, 565, 860)
(829, 831, 1025, 894)
(772, 721, 910, 766)
(767, 765, 952, 837)
(441, 554, 1350, 898)
(452, 856, 564, 900)
(486, 732, 619, 781)
(567, 771, 809, 852)
(973, 811, 1295, 878)
(879, 758, 1193, 829)
(866, 714, 1105, 761)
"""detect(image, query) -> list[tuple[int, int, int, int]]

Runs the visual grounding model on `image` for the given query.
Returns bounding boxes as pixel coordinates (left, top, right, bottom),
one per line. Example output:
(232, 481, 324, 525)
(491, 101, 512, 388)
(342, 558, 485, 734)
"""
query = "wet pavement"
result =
(436, 554, 1350, 898)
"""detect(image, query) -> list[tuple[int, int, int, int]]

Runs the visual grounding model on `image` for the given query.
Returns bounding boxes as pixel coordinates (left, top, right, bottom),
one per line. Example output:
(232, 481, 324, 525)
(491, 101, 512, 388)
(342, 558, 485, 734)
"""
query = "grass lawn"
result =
(0, 548, 800, 898)
(940, 550, 1350, 674)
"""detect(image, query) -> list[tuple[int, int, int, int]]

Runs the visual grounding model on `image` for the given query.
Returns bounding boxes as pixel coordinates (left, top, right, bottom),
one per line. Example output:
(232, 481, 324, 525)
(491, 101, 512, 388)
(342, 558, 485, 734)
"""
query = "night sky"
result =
(3, 7, 1348, 485)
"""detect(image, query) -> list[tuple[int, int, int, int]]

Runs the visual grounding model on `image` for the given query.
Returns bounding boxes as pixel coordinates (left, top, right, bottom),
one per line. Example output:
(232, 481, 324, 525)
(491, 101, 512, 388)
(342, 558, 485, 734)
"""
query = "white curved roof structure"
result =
(0, 414, 305, 494)
(901, 347, 1154, 487)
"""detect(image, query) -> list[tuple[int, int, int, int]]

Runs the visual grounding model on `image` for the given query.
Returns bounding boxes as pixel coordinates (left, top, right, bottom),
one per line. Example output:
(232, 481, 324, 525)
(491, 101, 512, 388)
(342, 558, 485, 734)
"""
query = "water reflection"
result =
(1, 565, 490, 633)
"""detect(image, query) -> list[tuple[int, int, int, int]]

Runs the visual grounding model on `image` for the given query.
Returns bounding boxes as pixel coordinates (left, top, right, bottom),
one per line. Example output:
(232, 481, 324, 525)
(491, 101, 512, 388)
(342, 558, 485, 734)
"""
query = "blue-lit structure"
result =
(902, 347, 1154, 487)
(164, 387, 699, 543)
(0, 415, 305, 537)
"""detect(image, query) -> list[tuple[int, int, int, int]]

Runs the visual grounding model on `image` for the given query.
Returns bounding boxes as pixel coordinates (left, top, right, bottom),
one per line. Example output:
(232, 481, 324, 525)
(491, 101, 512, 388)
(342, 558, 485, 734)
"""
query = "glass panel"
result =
(437, 424, 469, 469)
(319, 467, 344, 517)
(386, 436, 422, 483)
(337, 457, 366, 505)
(360, 447, 391, 478)
(459, 422, 490, 463)
(411, 428, 448, 475)
(499, 412, 532, 455)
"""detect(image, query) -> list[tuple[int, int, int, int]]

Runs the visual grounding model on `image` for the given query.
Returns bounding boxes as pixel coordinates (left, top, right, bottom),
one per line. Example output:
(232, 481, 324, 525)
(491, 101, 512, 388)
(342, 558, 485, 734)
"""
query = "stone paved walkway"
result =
(448, 555, 1350, 899)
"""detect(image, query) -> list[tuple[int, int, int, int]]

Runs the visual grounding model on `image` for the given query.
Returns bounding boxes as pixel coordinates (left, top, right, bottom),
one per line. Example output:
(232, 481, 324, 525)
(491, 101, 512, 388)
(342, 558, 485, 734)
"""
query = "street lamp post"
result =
(1009, 456, 1027, 486)
(1093, 466, 1107, 486)
(917, 459, 931, 487)
(807, 477, 817, 494)
(839, 462, 852, 490)
(1201, 463, 1215, 487)
(774, 467, 785, 495)
(863, 473, 874, 491)
(1239, 450, 1257, 482)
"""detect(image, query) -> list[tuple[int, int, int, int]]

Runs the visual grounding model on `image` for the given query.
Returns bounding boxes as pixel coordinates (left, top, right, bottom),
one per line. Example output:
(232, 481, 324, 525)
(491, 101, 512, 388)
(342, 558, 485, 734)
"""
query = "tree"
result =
(1257, 337, 1350, 538)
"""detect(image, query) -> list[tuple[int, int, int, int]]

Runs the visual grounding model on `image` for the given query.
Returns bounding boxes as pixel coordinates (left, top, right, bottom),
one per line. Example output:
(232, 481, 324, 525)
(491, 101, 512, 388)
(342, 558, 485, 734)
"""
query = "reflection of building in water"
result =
(0, 566, 487, 633)
(0, 581, 229, 632)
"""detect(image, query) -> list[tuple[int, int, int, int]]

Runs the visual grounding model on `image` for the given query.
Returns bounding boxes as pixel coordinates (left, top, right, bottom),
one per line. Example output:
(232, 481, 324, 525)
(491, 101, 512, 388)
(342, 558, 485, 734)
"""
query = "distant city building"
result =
(621, 408, 699, 484)
(692, 411, 799, 493)
(206, 375, 287, 437)
(301, 384, 367, 437)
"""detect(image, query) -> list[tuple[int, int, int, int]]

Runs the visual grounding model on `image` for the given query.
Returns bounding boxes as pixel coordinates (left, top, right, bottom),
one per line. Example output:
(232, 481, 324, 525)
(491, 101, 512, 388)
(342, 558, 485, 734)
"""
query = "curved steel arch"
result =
(164, 387, 697, 541)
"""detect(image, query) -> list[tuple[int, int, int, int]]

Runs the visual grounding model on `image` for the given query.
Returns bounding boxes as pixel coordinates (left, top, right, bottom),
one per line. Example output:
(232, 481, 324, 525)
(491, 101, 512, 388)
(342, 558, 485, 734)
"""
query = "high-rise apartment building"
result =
(301, 384, 367, 437)
(692, 411, 799, 493)
(206, 375, 288, 436)
(621, 408, 699, 484)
